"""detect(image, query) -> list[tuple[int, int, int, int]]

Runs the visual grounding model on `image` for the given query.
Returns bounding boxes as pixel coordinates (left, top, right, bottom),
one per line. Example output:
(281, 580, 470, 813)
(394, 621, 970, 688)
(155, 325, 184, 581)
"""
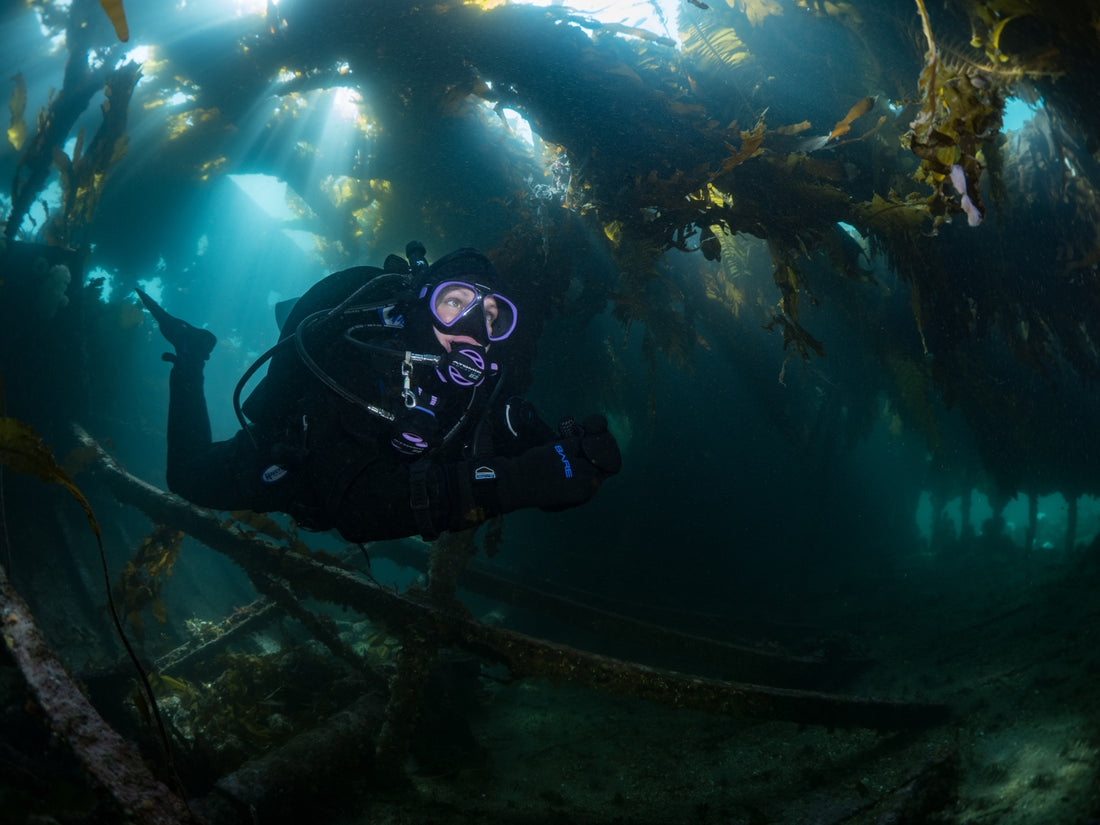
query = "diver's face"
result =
(432, 285, 499, 352)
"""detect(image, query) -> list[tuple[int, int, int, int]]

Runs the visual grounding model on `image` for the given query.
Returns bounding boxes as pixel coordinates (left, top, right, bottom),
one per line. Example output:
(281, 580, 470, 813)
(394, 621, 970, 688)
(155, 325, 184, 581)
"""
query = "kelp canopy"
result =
(3, 0, 1099, 500)
(4, 0, 1100, 821)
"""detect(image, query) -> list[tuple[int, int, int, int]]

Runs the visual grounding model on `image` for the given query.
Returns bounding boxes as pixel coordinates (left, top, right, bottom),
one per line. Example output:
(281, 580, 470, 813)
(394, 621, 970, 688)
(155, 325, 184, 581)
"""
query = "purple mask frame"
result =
(428, 280, 518, 343)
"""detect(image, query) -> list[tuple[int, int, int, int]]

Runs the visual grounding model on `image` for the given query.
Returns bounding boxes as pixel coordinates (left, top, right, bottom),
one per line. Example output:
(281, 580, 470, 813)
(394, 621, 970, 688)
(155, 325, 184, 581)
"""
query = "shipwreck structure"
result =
(2, 0, 1100, 821)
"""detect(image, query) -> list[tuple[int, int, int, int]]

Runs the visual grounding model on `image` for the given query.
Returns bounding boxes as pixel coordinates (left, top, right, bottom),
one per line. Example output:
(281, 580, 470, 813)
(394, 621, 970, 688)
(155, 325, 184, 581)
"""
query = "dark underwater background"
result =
(2, 0, 1100, 823)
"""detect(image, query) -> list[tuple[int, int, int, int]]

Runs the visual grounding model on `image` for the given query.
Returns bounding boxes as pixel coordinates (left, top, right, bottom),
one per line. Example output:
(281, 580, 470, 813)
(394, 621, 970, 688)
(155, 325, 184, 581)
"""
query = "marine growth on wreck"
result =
(2, 0, 1100, 822)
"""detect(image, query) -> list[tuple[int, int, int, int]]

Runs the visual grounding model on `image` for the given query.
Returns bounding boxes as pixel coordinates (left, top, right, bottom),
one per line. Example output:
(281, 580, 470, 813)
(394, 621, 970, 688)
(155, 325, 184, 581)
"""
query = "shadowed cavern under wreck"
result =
(2, 0, 1100, 822)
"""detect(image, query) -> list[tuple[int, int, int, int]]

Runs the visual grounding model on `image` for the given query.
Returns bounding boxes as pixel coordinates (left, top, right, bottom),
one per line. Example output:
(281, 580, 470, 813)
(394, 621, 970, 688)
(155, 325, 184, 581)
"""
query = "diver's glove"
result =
(561, 415, 622, 476)
(450, 414, 621, 518)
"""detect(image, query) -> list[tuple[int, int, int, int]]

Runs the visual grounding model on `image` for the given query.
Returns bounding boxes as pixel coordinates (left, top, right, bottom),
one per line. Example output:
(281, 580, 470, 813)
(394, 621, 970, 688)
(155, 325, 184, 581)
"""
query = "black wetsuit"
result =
(164, 265, 620, 541)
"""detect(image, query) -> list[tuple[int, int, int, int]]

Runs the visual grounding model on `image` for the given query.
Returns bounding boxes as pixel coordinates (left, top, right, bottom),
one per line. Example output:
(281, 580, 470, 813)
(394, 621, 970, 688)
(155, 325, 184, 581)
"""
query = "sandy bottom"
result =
(363, 549, 1100, 824)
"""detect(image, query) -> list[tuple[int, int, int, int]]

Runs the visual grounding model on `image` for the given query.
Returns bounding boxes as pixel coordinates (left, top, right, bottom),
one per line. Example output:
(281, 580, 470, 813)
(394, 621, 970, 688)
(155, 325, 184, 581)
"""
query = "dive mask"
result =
(426, 280, 517, 346)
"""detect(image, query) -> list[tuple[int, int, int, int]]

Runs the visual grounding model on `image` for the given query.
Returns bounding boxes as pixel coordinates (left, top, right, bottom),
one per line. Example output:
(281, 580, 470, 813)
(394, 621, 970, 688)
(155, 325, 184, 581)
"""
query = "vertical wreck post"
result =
(1064, 494, 1078, 553)
(373, 528, 480, 779)
(1025, 491, 1038, 556)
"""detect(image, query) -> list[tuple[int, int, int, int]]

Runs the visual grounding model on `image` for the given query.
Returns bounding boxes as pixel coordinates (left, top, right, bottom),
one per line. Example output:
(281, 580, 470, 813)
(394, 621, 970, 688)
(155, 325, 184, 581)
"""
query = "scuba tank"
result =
(233, 243, 426, 439)
(231, 241, 498, 456)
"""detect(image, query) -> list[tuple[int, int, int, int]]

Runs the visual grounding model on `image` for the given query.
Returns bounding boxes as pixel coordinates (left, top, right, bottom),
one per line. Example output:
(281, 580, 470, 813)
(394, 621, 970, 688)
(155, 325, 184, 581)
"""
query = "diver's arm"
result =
(334, 416, 621, 543)
(497, 395, 557, 453)
(437, 414, 622, 530)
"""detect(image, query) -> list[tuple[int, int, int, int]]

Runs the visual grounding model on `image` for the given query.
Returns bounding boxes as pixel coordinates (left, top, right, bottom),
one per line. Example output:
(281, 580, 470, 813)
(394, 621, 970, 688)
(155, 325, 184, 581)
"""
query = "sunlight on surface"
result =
(228, 174, 298, 221)
(135, 275, 165, 305)
(164, 90, 194, 107)
(87, 266, 116, 302)
(176, 0, 272, 23)
(500, 107, 534, 147)
(330, 86, 362, 123)
(234, 0, 271, 15)
(16, 180, 61, 238)
(520, 0, 682, 45)
(282, 228, 324, 255)
(225, 175, 326, 257)
(123, 44, 152, 65)
(1003, 96, 1042, 132)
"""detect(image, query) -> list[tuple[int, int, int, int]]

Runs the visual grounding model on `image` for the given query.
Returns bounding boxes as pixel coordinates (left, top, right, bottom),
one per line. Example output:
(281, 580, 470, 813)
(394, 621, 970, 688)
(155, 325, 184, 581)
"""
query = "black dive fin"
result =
(135, 288, 216, 360)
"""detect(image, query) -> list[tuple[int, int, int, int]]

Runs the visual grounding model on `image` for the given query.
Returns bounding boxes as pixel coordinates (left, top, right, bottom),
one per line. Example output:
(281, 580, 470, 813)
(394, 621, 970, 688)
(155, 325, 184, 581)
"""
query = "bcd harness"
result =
(231, 272, 504, 537)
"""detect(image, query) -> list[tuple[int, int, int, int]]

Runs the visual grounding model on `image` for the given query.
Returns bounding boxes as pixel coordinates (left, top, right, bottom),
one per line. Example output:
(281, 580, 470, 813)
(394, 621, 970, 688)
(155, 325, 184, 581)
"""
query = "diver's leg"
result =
(166, 364, 293, 510)
(166, 357, 274, 509)
(162, 341, 262, 507)
(135, 288, 216, 360)
(165, 358, 214, 495)
(137, 289, 223, 497)
(138, 288, 292, 512)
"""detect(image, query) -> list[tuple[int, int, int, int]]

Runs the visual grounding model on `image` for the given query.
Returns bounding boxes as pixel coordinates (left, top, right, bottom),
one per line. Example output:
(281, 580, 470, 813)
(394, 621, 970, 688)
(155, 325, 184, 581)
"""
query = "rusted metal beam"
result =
(77, 426, 951, 731)
(154, 597, 279, 674)
(0, 560, 199, 824)
(373, 540, 867, 688)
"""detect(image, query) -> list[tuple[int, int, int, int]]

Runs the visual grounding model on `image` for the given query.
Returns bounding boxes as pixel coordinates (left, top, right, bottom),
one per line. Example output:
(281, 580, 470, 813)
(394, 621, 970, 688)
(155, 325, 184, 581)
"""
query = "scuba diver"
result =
(137, 243, 622, 542)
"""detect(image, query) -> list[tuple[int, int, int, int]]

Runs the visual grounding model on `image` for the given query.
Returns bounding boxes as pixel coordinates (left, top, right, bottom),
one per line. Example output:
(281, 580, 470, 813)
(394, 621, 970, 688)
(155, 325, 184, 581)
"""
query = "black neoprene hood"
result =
(424, 248, 501, 289)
